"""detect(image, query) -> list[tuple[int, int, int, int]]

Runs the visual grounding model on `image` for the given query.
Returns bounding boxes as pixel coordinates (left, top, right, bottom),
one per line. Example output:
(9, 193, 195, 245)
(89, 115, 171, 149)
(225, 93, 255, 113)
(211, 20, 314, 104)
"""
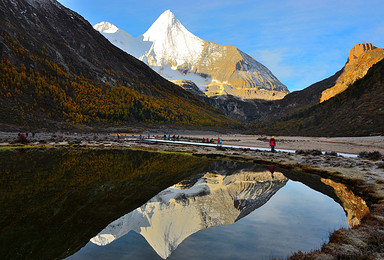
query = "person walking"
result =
(269, 136, 276, 152)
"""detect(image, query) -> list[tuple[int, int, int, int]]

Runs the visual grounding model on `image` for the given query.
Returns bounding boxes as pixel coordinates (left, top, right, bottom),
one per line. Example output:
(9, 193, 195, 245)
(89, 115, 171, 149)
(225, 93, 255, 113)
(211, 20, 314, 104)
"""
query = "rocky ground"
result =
(0, 130, 383, 259)
(2, 131, 383, 154)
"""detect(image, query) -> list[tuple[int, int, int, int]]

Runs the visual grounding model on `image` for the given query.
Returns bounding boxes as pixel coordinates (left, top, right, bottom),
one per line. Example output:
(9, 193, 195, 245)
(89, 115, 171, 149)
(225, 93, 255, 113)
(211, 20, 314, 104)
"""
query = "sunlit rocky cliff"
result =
(320, 43, 384, 102)
(91, 170, 287, 259)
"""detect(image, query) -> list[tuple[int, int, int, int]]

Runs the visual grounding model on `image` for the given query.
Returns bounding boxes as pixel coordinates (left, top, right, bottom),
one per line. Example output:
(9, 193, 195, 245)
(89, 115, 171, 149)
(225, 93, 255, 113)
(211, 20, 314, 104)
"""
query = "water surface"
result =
(69, 172, 349, 259)
(0, 149, 368, 259)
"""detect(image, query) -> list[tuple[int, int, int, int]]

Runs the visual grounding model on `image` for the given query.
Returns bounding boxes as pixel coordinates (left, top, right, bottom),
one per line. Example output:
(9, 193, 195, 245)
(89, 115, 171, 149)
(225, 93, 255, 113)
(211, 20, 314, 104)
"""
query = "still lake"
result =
(0, 149, 368, 259)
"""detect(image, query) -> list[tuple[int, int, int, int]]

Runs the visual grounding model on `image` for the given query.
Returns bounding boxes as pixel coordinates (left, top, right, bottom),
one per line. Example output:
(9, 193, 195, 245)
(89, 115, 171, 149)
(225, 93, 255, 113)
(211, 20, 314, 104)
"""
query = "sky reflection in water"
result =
(69, 176, 349, 260)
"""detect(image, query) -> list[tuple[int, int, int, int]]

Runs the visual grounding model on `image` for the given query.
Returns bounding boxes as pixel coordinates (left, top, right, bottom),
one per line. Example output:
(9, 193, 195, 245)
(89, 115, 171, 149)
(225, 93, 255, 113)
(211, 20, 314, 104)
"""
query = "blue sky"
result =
(57, 0, 384, 92)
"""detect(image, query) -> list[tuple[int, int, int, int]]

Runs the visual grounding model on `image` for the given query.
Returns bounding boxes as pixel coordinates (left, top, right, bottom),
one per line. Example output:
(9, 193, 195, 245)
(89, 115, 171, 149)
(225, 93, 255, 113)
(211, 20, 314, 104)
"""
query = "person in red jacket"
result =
(269, 136, 276, 152)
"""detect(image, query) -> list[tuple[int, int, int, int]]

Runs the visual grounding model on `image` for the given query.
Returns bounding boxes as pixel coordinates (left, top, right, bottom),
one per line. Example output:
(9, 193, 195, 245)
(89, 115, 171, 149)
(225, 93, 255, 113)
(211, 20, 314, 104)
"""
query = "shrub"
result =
(358, 151, 383, 161)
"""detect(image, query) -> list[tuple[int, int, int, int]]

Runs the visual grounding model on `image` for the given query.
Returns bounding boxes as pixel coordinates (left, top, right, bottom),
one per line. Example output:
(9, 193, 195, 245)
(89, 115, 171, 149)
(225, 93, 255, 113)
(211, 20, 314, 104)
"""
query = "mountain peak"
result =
(150, 9, 178, 29)
(159, 9, 175, 21)
(141, 9, 204, 67)
(156, 9, 177, 26)
(346, 43, 377, 67)
(142, 9, 191, 42)
(320, 43, 383, 102)
(94, 21, 119, 34)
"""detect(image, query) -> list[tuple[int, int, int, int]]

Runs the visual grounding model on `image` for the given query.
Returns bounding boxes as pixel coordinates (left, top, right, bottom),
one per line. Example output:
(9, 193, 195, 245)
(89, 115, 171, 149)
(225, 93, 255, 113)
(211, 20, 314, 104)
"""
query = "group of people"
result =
(202, 135, 276, 152)
(163, 134, 180, 141)
(17, 131, 35, 142)
(202, 137, 222, 144)
(202, 138, 213, 143)
(118, 132, 276, 152)
(201, 136, 276, 151)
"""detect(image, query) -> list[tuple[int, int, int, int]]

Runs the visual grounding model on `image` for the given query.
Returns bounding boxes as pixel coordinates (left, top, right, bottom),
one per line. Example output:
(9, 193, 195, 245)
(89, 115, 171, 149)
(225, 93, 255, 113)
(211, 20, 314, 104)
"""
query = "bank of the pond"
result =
(0, 134, 383, 259)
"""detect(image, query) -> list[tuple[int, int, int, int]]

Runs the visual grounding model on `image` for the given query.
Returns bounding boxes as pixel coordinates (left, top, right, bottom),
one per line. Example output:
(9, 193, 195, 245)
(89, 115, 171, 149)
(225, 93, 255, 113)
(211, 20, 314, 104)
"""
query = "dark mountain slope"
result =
(266, 69, 343, 118)
(252, 59, 384, 136)
(0, 0, 236, 129)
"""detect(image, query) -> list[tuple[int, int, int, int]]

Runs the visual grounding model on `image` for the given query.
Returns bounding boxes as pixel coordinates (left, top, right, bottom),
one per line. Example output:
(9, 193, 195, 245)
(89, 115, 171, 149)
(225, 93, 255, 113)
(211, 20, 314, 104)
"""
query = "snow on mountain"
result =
(142, 10, 205, 69)
(94, 10, 289, 100)
(94, 21, 151, 59)
(94, 21, 119, 34)
(90, 171, 287, 259)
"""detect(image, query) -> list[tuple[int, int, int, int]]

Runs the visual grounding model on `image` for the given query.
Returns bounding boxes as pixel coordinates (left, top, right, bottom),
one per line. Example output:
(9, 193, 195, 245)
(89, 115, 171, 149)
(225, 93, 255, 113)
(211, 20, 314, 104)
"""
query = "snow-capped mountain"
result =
(90, 170, 287, 259)
(94, 10, 289, 100)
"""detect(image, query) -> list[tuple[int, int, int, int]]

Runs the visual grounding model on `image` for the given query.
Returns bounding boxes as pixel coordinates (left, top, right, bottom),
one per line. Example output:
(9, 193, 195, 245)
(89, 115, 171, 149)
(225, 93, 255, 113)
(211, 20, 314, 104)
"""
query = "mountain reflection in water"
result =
(0, 149, 368, 260)
(91, 171, 287, 259)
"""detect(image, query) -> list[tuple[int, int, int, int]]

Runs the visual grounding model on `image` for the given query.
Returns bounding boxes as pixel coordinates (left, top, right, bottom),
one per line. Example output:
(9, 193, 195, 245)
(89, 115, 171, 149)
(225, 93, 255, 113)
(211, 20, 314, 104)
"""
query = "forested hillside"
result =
(0, 0, 237, 130)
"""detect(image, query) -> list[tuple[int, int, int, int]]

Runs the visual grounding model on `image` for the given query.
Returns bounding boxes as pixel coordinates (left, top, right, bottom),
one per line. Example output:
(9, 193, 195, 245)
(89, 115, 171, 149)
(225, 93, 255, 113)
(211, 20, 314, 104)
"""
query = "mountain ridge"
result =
(269, 42, 384, 117)
(0, 0, 237, 129)
(94, 10, 289, 100)
(236, 42, 384, 124)
(320, 43, 384, 102)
